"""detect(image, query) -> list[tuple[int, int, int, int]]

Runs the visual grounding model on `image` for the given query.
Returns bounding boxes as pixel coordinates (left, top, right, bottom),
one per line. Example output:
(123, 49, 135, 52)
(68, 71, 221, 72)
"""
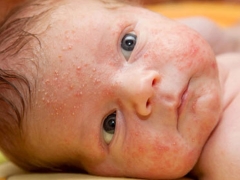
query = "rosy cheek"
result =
(176, 43, 201, 70)
(119, 123, 197, 177)
(123, 130, 173, 169)
(171, 27, 215, 72)
(211, 60, 218, 70)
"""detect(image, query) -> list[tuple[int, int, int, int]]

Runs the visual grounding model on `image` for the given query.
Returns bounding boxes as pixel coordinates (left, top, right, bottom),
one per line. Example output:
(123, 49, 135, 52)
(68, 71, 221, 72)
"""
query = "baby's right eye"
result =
(102, 112, 116, 144)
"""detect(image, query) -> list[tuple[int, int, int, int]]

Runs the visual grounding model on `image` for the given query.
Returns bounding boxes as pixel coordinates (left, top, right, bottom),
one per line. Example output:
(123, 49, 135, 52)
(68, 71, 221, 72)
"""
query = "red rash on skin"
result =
(174, 36, 202, 71)
(37, 55, 91, 121)
(25, 2, 222, 179)
(121, 132, 192, 177)
(211, 61, 218, 69)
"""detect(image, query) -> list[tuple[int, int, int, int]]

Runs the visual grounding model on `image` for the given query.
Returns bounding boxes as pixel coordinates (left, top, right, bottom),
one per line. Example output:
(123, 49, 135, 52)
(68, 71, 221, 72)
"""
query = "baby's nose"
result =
(117, 70, 160, 117)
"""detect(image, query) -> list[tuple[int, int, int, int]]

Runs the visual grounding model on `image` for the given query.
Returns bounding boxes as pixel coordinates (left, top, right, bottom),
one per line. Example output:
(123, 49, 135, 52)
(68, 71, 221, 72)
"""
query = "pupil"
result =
(108, 119, 115, 128)
(103, 113, 116, 134)
(126, 40, 133, 46)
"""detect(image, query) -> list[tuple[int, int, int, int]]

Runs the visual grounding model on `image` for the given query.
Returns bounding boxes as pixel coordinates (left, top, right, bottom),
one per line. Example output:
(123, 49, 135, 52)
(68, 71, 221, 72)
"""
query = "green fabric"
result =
(0, 152, 7, 164)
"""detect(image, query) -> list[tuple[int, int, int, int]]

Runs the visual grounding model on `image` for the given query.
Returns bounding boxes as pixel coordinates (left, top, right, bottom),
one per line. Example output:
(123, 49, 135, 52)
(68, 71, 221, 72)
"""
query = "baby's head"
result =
(0, 0, 222, 179)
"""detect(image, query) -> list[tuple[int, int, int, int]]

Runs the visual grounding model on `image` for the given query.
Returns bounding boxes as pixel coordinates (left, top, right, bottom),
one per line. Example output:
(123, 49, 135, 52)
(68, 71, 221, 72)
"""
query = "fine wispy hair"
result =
(0, 0, 54, 171)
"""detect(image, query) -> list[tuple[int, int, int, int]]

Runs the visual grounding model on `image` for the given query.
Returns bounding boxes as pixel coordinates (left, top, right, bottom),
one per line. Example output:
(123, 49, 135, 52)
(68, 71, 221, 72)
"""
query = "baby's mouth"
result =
(177, 80, 190, 121)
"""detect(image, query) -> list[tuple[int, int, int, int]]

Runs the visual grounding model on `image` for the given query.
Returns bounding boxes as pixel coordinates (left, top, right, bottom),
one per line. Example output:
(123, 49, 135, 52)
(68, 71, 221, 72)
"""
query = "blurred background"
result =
(1, 0, 240, 27)
(144, 0, 240, 27)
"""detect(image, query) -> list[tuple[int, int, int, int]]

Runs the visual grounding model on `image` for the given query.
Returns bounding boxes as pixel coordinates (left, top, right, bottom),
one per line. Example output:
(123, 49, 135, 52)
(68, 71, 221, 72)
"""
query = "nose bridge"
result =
(117, 68, 160, 117)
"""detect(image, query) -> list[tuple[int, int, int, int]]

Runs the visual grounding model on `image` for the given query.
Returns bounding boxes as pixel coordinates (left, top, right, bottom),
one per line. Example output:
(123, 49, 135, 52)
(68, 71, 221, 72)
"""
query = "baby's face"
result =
(26, 0, 221, 179)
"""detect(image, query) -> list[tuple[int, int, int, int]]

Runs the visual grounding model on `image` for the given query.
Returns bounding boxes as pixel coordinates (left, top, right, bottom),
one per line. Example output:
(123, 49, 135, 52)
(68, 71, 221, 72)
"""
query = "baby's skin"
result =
(192, 53, 240, 180)
(1, 0, 240, 179)
(27, 0, 221, 178)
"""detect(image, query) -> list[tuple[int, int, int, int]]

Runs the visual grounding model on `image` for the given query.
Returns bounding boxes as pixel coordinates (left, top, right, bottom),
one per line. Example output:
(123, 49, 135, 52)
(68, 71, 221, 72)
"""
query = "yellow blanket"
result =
(146, 1, 240, 27)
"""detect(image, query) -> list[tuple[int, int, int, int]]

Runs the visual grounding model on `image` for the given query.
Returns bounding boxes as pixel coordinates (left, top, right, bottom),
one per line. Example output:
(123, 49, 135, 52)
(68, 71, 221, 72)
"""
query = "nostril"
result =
(146, 99, 150, 108)
(152, 79, 157, 86)
(152, 76, 160, 86)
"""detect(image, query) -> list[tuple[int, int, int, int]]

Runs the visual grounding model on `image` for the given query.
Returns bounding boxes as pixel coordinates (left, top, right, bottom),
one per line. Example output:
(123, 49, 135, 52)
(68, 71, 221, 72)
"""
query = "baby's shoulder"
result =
(192, 53, 240, 180)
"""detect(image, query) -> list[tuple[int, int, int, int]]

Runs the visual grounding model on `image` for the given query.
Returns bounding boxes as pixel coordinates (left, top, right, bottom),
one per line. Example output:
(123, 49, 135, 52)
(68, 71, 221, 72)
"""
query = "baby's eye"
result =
(102, 112, 116, 144)
(121, 33, 137, 60)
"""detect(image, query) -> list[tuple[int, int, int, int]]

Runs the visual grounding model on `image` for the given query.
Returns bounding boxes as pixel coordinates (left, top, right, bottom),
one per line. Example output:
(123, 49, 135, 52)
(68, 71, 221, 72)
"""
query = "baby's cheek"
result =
(197, 85, 221, 129)
(172, 27, 214, 72)
(37, 71, 83, 120)
(177, 40, 201, 70)
(120, 130, 195, 178)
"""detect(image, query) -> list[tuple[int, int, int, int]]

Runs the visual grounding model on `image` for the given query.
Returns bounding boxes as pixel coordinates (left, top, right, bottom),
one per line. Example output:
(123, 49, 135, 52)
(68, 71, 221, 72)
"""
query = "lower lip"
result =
(178, 84, 189, 116)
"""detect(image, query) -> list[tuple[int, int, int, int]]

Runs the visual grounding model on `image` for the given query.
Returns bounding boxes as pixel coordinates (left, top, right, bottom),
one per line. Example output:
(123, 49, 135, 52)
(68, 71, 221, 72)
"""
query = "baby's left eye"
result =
(121, 33, 137, 60)
(102, 112, 116, 144)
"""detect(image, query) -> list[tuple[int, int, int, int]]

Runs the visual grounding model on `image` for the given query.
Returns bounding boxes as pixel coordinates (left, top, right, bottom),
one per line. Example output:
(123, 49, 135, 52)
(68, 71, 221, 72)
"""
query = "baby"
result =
(0, 0, 240, 179)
